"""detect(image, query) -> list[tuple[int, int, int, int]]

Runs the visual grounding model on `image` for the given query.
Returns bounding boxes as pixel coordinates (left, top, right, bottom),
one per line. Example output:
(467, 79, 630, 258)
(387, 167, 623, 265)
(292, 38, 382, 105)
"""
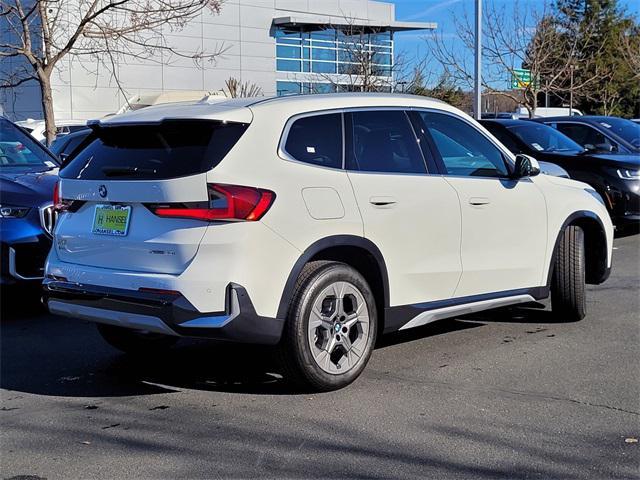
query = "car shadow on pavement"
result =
(1, 293, 576, 398)
(462, 302, 586, 324)
(1, 295, 493, 397)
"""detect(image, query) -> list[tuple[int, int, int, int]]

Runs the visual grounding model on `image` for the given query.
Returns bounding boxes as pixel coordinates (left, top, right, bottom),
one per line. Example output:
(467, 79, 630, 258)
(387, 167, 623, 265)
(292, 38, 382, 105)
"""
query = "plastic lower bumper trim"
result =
(43, 280, 285, 345)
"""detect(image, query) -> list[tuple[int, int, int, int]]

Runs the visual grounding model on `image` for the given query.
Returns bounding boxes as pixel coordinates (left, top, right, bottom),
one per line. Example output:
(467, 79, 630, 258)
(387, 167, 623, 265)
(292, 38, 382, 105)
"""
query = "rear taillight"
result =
(53, 181, 74, 212)
(53, 181, 83, 213)
(151, 184, 275, 222)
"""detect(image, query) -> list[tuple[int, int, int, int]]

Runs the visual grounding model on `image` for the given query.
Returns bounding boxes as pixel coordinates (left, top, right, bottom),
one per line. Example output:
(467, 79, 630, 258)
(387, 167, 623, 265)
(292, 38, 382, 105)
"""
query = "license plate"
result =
(92, 204, 131, 236)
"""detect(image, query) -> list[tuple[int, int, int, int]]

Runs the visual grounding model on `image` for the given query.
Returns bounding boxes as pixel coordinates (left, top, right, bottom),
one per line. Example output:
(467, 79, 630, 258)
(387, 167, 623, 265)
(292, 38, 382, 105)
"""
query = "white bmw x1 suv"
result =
(44, 93, 613, 391)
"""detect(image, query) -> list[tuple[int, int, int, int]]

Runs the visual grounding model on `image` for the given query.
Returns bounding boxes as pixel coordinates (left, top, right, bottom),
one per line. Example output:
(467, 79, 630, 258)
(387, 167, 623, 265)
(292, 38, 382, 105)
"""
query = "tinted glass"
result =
(61, 121, 247, 180)
(482, 123, 521, 153)
(346, 110, 426, 174)
(595, 118, 640, 148)
(284, 113, 342, 169)
(509, 124, 583, 153)
(554, 123, 611, 150)
(60, 130, 92, 157)
(0, 118, 57, 168)
(418, 112, 509, 177)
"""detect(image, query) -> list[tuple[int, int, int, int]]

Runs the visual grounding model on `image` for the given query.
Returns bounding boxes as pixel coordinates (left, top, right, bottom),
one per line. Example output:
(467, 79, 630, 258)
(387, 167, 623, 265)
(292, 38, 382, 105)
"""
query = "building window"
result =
(275, 26, 394, 95)
(276, 59, 301, 72)
(277, 81, 302, 95)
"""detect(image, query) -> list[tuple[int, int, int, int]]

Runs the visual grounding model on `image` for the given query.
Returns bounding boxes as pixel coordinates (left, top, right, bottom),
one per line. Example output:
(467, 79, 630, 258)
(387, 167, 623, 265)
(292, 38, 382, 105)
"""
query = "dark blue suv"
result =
(0, 117, 59, 285)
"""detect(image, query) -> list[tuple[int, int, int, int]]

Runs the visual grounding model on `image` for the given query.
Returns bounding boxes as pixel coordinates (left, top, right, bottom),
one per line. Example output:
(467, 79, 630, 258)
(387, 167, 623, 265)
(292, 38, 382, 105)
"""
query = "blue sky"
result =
(391, 0, 640, 87)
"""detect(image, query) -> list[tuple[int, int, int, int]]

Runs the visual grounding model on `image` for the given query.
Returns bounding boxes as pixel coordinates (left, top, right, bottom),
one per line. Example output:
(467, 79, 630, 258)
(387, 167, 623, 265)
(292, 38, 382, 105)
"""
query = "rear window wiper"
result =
(101, 166, 157, 177)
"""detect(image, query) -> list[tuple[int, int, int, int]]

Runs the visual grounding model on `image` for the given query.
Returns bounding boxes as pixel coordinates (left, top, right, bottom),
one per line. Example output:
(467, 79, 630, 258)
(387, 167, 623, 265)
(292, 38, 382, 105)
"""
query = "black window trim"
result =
(278, 106, 434, 176)
(411, 107, 516, 180)
(278, 106, 519, 178)
(543, 120, 623, 151)
(278, 108, 346, 171)
(344, 108, 431, 176)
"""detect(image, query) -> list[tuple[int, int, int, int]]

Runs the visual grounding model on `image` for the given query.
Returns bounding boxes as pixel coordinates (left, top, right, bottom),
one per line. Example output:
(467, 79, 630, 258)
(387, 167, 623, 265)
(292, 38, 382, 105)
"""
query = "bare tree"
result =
(224, 77, 262, 98)
(619, 26, 640, 80)
(0, 0, 225, 143)
(427, 0, 606, 117)
(306, 21, 414, 93)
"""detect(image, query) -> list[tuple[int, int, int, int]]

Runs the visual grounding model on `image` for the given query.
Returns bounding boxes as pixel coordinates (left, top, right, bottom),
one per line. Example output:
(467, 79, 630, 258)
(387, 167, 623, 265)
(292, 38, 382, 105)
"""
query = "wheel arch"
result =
(276, 236, 390, 330)
(547, 210, 610, 286)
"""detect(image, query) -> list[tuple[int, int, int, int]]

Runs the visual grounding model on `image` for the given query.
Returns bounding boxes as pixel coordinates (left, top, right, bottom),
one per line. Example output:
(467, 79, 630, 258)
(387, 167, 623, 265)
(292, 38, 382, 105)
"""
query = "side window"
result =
(555, 123, 611, 150)
(484, 125, 521, 154)
(346, 110, 426, 174)
(418, 112, 509, 178)
(284, 113, 342, 169)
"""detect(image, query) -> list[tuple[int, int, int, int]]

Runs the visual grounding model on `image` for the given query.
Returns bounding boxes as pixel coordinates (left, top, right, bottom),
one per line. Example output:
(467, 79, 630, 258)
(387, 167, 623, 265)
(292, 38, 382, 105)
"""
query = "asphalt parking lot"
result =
(1, 234, 638, 479)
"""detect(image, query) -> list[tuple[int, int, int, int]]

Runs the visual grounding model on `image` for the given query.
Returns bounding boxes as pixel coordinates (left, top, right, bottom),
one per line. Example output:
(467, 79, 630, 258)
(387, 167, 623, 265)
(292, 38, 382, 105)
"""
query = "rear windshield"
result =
(61, 120, 248, 180)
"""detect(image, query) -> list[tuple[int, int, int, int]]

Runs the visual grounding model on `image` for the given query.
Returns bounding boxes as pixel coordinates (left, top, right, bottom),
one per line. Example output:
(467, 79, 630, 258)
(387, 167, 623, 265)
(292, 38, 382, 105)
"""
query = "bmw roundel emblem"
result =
(98, 185, 107, 198)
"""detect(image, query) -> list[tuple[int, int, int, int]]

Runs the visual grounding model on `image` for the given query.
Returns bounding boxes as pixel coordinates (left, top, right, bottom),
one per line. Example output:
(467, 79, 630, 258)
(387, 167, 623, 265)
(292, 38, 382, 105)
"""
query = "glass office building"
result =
(275, 27, 394, 95)
(1, 0, 435, 121)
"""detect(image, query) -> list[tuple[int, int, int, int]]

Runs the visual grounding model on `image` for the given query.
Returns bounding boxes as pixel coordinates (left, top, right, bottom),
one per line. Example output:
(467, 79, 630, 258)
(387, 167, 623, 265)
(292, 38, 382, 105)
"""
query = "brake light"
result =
(152, 184, 275, 222)
(53, 181, 64, 211)
(53, 180, 74, 212)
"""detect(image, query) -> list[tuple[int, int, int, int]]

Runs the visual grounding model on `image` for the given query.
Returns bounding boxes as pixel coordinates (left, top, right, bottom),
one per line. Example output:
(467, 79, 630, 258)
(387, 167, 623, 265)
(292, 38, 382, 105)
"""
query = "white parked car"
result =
(516, 107, 584, 118)
(15, 119, 88, 143)
(44, 94, 613, 391)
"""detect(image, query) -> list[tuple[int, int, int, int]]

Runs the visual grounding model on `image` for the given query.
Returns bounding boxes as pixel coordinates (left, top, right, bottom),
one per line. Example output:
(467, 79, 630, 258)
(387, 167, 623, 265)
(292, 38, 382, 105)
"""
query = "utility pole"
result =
(474, 0, 482, 119)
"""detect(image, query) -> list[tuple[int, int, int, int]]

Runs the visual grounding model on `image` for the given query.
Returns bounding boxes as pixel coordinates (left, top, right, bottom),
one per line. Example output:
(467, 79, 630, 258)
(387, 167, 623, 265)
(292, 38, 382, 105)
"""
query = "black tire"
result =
(551, 225, 586, 321)
(96, 324, 178, 354)
(278, 261, 378, 392)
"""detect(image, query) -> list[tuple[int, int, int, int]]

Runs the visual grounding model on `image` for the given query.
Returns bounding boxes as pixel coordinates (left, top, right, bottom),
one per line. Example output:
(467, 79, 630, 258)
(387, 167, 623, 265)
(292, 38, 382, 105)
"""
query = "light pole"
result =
(474, 0, 482, 119)
(569, 64, 575, 116)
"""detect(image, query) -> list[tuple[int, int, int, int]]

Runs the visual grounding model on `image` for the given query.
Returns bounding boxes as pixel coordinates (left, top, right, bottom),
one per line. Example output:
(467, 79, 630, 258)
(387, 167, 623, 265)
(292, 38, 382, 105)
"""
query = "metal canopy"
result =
(273, 15, 437, 32)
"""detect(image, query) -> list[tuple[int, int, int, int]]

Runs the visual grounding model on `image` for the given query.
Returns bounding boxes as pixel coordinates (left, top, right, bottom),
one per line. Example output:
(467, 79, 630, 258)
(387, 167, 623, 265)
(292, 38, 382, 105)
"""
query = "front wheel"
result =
(278, 261, 378, 392)
(551, 225, 586, 321)
(96, 324, 178, 354)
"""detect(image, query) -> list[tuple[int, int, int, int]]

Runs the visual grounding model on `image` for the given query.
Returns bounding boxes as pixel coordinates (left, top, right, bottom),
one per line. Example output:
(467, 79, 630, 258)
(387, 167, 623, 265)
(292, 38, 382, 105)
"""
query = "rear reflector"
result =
(151, 183, 275, 222)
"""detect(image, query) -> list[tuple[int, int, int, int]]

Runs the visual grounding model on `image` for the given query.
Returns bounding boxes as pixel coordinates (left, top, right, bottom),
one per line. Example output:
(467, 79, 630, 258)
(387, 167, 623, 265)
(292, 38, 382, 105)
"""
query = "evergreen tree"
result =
(553, 0, 639, 116)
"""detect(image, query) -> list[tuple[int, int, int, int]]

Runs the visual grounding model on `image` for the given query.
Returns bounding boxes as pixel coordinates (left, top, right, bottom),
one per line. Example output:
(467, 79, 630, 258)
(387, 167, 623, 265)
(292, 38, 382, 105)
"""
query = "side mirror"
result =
(513, 154, 541, 179)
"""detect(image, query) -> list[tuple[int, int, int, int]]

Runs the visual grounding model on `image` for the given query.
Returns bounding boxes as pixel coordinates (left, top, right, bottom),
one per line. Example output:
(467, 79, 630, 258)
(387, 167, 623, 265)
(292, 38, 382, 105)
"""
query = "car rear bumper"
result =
(42, 280, 285, 345)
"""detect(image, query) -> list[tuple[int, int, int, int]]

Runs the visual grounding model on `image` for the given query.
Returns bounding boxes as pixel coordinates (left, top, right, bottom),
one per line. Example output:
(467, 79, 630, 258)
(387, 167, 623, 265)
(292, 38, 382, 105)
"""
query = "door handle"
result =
(369, 196, 397, 206)
(469, 197, 491, 206)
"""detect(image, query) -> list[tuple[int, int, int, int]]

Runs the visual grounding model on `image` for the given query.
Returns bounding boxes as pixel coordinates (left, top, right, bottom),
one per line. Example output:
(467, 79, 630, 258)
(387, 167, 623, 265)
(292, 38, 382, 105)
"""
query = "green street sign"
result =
(511, 68, 532, 89)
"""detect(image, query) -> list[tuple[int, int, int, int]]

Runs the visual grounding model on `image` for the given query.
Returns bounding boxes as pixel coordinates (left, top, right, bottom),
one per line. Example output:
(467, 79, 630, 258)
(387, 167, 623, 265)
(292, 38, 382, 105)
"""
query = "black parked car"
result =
(481, 119, 639, 226)
(0, 117, 59, 286)
(49, 128, 91, 161)
(532, 116, 640, 154)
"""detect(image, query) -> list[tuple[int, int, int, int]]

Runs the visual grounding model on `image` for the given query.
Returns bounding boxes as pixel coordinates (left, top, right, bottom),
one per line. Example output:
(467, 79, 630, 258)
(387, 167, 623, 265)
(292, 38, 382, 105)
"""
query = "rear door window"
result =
(284, 113, 343, 169)
(345, 110, 427, 174)
(554, 123, 612, 150)
(60, 120, 248, 180)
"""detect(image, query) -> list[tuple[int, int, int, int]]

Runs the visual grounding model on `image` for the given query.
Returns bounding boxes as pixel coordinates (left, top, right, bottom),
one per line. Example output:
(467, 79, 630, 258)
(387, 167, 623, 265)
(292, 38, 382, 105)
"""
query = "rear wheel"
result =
(96, 324, 178, 354)
(551, 225, 586, 321)
(278, 261, 377, 392)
